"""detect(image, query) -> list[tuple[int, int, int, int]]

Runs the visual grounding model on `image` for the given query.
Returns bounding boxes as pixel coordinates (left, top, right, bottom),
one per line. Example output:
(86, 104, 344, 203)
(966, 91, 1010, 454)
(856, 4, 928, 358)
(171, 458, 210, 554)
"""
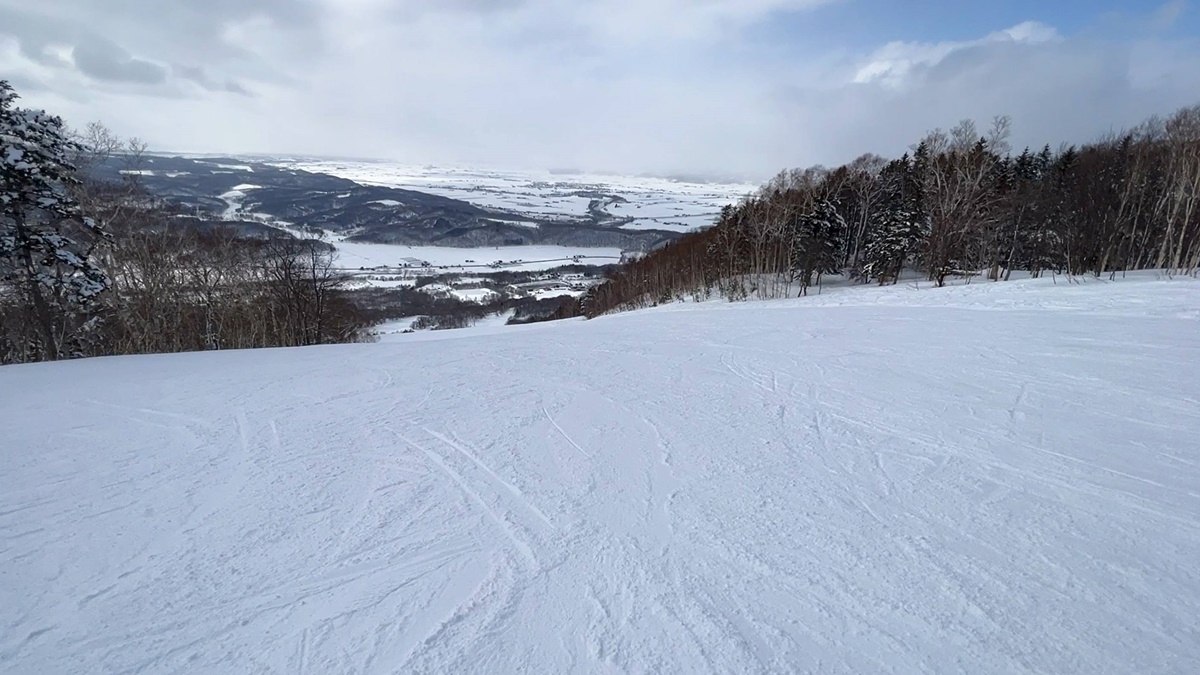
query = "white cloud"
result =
(854, 21, 1061, 87)
(559, 0, 838, 44)
(3, 0, 1200, 179)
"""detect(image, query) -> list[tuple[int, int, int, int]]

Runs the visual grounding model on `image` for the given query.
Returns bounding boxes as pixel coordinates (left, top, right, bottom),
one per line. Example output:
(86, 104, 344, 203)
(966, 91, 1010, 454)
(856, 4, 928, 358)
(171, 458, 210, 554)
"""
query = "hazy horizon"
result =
(5, 0, 1200, 177)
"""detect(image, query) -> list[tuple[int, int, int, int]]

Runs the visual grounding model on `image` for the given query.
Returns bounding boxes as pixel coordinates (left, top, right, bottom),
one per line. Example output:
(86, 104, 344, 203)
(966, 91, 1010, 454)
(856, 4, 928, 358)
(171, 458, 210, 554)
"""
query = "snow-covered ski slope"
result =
(2, 275, 1199, 673)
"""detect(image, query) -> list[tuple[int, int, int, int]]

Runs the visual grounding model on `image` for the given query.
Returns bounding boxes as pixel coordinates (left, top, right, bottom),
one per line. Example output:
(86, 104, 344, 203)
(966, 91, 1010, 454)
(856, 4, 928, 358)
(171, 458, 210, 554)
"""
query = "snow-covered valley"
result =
(266, 159, 756, 233)
(2, 275, 1199, 673)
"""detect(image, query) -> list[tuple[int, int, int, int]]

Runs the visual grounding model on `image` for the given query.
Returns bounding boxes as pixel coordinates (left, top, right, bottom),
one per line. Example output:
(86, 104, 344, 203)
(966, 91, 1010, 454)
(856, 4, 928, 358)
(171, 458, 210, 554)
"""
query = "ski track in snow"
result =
(2, 275, 1200, 673)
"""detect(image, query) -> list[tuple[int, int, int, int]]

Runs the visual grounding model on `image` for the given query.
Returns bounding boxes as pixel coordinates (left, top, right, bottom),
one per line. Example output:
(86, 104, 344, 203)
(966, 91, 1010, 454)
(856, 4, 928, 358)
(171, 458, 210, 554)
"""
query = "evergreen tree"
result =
(1, 80, 110, 361)
(861, 157, 928, 284)
(789, 198, 846, 293)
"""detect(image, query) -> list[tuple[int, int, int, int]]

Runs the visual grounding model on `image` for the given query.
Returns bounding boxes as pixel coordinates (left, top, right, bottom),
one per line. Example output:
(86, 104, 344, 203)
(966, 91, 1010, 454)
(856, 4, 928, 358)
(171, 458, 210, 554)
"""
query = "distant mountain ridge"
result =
(93, 155, 681, 250)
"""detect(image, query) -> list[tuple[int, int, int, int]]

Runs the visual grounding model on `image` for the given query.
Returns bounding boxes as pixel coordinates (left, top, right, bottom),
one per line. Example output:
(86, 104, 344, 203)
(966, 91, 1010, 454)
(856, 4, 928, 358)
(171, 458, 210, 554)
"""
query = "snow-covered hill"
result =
(266, 159, 756, 233)
(3, 276, 1199, 673)
(93, 155, 681, 252)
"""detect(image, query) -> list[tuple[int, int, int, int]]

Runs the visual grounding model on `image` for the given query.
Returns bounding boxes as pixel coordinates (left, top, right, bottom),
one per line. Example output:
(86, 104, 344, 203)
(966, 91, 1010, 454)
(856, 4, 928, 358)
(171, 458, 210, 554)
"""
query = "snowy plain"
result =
(331, 240, 624, 273)
(217, 182, 625, 277)
(2, 275, 1199, 673)
(266, 160, 756, 232)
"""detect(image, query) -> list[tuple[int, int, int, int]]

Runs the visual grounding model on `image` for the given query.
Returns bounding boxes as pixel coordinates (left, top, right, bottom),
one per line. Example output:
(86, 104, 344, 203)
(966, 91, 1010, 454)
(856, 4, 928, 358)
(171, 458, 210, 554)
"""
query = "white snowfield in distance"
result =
(332, 240, 625, 274)
(215, 183, 626, 276)
(268, 159, 757, 232)
(2, 275, 1199, 673)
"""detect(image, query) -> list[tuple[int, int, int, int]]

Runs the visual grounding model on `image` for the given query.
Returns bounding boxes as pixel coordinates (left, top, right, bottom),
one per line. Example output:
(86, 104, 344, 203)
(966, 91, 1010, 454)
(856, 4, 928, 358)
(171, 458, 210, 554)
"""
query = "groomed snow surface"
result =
(3, 274, 1199, 673)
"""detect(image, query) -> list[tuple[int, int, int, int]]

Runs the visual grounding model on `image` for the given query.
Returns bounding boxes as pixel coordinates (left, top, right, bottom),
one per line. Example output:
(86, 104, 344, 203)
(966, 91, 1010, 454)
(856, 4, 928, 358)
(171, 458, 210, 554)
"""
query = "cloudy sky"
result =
(3, 0, 1199, 179)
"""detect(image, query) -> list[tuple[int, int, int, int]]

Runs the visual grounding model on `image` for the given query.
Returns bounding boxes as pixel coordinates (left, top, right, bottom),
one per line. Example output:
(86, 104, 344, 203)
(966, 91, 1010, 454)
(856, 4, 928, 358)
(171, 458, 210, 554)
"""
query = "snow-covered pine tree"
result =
(788, 198, 847, 294)
(861, 157, 928, 285)
(1, 80, 110, 362)
(861, 209, 907, 285)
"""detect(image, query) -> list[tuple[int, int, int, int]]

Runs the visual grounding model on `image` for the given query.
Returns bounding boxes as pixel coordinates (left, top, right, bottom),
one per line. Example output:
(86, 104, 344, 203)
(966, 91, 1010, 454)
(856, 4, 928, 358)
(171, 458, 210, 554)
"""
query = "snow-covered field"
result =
(215, 185, 624, 277)
(268, 160, 755, 232)
(332, 240, 623, 273)
(3, 275, 1199, 673)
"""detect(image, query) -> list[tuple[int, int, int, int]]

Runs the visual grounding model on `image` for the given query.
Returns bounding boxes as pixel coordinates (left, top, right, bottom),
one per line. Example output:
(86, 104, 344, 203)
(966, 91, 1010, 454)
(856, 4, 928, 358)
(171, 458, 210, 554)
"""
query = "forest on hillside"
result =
(1, 81, 373, 364)
(569, 107, 1200, 318)
(1, 79, 587, 365)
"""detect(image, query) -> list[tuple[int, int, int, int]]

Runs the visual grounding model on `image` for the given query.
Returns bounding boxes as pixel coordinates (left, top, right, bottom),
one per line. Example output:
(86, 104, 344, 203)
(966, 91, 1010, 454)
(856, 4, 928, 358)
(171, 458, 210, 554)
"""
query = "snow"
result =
(218, 187, 259, 220)
(417, 283, 499, 304)
(532, 288, 584, 300)
(683, 270, 1200, 320)
(371, 317, 421, 338)
(2, 275, 1199, 673)
(484, 217, 539, 229)
(344, 277, 417, 290)
(265, 160, 755, 232)
(417, 282, 454, 295)
(331, 241, 623, 273)
(451, 288, 499, 303)
(205, 207, 622, 276)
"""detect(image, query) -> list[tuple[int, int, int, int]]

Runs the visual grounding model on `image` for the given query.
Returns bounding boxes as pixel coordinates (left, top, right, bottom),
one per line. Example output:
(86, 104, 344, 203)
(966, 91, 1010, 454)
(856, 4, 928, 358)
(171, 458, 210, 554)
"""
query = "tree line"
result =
(351, 279, 599, 331)
(570, 106, 1200, 318)
(1, 81, 370, 365)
